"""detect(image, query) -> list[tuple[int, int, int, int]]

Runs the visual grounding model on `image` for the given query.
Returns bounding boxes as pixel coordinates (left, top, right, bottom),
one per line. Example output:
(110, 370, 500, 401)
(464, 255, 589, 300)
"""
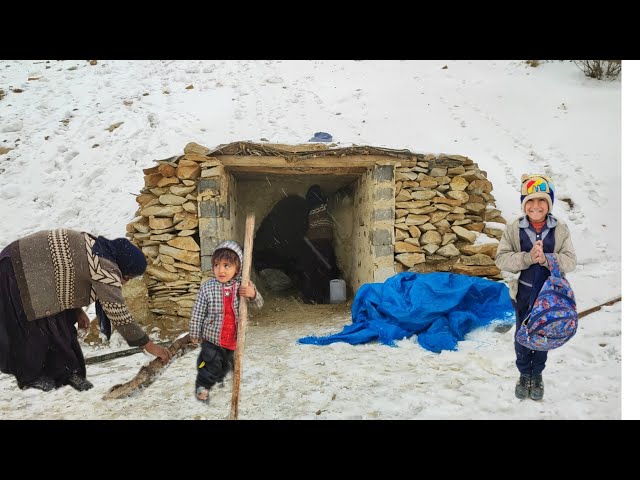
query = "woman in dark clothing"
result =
(0, 228, 171, 391)
(253, 194, 309, 275)
(302, 185, 339, 304)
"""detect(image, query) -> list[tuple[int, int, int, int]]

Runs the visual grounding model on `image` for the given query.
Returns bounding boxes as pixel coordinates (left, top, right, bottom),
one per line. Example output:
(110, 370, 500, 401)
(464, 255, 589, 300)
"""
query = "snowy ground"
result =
(0, 60, 624, 419)
(0, 295, 621, 420)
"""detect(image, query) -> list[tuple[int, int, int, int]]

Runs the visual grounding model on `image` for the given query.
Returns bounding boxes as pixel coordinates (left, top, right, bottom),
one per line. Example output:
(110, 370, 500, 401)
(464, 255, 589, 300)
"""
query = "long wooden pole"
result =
(577, 296, 621, 319)
(230, 213, 255, 420)
(493, 296, 622, 334)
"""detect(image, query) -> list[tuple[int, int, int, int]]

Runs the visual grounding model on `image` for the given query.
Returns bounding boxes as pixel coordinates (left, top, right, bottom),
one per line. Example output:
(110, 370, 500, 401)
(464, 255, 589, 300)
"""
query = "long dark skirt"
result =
(300, 239, 339, 304)
(0, 252, 85, 389)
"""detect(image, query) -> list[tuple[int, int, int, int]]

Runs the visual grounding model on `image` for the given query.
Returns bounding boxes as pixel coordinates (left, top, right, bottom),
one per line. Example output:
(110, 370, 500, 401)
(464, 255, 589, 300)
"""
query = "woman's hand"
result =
(143, 341, 171, 364)
(239, 282, 257, 299)
(75, 308, 91, 329)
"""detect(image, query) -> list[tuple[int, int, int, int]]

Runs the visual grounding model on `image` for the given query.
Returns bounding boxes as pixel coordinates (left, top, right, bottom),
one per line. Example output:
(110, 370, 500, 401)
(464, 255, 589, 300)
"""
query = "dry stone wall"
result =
(393, 154, 507, 277)
(126, 142, 217, 321)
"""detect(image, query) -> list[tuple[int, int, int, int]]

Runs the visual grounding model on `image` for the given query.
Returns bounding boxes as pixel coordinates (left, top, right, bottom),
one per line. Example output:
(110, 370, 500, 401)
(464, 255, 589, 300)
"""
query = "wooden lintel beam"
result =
(217, 155, 416, 170)
(225, 166, 368, 176)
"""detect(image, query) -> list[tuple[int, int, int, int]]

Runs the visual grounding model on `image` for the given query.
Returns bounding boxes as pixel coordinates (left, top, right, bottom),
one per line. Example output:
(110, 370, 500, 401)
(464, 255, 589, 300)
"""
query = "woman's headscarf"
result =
(306, 185, 327, 208)
(92, 236, 147, 339)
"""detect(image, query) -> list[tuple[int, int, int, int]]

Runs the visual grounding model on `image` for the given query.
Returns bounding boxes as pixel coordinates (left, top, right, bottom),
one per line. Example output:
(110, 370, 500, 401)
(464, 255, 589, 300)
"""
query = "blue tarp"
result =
(299, 272, 515, 353)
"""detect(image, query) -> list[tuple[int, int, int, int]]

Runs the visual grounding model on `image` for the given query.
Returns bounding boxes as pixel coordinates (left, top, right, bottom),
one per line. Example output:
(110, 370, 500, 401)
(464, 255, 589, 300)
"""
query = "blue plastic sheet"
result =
(299, 272, 515, 353)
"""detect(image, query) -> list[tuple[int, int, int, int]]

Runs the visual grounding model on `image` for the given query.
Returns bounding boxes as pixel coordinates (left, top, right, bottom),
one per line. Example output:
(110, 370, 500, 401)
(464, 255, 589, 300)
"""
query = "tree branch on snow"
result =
(102, 333, 195, 400)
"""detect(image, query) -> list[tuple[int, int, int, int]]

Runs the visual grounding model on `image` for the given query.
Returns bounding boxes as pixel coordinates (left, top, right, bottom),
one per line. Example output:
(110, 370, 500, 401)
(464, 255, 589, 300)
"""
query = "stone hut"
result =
(126, 141, 507, 325)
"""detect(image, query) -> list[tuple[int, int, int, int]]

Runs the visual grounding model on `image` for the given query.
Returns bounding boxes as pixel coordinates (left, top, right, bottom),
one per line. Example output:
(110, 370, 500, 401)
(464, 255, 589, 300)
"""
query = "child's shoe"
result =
(515, 374, 531, 399)
(195, 385, 210, 404)
(530, 374, 544, 401)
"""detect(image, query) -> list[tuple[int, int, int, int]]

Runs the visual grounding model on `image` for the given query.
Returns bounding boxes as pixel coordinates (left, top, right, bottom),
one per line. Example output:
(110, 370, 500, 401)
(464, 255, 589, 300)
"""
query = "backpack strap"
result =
(545, 253, 561, 278)
(524, 262, 545, 320)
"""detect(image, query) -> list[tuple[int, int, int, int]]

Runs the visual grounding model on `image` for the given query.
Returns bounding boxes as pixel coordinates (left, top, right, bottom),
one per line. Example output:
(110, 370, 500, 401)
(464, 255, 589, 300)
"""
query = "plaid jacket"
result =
(189, 275, 263, 347)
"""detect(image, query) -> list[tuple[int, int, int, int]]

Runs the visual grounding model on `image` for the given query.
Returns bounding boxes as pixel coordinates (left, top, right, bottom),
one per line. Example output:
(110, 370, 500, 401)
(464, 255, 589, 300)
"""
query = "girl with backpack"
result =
(495, 174, 577, 401)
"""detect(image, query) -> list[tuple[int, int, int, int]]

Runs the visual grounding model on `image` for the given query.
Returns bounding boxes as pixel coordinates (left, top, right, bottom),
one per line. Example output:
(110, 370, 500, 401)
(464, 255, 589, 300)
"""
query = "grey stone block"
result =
(200, 236, 221, 255)
(200, 255, 212, 270)
(371, 228, 392, 245)
(373, 208, 394, 221)
(373, 165, 394, 182)
(200, 200, 228, 218)
(374, 245, 394, 257)
(198, 178, 220, 193)
(374, 187, 394, 201)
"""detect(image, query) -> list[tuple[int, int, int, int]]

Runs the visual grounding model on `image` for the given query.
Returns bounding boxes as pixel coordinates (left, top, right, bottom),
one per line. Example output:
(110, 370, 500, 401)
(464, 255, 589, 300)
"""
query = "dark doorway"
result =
(253, 188, 340, 304)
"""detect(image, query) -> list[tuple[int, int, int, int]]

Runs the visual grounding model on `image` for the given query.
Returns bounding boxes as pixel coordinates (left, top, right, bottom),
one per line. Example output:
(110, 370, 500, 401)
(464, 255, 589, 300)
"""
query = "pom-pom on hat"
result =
(521, 174, 554, 213)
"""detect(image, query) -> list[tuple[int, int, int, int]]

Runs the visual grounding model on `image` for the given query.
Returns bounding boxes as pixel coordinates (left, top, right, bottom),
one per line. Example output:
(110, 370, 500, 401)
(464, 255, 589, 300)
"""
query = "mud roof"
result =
(207, 141, 423, 161)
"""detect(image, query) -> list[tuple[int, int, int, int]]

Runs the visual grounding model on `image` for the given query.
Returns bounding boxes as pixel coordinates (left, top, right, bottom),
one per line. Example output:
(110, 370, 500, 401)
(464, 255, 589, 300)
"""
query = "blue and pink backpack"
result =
(515, 253, 578, 351)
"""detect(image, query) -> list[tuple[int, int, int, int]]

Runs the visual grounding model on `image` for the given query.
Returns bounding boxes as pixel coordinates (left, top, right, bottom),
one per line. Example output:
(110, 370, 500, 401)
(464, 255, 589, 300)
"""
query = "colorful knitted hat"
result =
(521, 174, 554, 213)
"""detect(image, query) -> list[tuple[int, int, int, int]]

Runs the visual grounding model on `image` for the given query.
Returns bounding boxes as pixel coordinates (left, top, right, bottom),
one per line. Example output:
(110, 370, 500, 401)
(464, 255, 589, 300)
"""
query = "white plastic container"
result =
(329, 279, 347, 304)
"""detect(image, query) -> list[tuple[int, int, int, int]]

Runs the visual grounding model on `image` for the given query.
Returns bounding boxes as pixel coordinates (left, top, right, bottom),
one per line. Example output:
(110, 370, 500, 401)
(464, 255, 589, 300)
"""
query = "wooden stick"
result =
(577, 296, 621, 319)
(85, 340, 173, 365)
(493, 296, 622, 334)
(230, 213, 255, 420)
(102, 334, 195, 400)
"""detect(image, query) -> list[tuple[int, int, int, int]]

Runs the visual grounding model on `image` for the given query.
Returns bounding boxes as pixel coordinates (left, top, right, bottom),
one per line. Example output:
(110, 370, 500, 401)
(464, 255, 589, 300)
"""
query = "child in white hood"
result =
(189, 240, 264, 403)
